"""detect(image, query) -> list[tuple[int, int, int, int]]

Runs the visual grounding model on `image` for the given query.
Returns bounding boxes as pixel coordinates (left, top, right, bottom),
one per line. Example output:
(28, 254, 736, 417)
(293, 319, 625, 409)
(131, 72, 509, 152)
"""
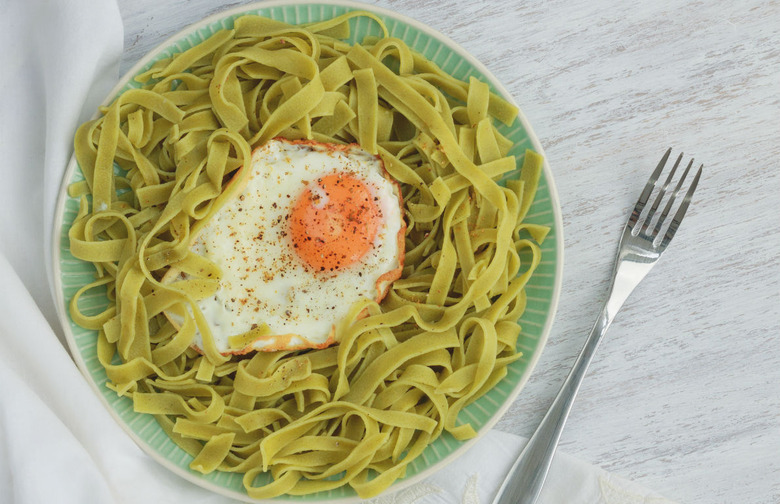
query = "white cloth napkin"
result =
(0, 1, 676, 503)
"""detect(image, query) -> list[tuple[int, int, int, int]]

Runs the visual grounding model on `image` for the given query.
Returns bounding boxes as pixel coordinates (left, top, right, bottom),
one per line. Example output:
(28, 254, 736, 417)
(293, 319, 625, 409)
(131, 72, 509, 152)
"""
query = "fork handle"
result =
(492, 279, 633, 504)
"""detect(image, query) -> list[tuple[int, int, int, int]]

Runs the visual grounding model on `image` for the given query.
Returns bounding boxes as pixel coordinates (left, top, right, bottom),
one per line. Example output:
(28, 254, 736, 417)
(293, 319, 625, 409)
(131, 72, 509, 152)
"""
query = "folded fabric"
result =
(0, 1, 675, 503)
(369, 428, 677, 503)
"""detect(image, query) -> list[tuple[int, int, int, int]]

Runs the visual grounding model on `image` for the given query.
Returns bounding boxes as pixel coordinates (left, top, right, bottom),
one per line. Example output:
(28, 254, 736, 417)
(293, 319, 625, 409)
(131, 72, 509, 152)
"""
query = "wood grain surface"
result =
(116, 1, 780, 502)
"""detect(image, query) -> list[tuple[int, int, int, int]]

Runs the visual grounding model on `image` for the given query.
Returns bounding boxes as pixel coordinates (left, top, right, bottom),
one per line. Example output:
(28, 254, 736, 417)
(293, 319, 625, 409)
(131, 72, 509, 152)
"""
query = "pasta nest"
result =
(68, 10, 549, 500)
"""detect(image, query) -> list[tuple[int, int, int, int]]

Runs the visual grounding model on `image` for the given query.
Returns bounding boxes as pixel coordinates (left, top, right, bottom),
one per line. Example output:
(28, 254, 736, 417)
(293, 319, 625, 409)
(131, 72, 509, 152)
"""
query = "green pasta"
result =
(68, 11, 548, 499)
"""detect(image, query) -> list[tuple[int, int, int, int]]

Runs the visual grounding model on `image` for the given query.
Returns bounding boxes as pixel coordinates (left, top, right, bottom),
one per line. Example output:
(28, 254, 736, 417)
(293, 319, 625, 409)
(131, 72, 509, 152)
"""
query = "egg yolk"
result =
(290, 174, 381, 271)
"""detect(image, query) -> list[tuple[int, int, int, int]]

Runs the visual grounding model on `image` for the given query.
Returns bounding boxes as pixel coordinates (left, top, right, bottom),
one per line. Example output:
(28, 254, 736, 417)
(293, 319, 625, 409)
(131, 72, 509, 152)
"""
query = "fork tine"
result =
(659, 163, 703, 249)
(628, 148, 671, 231)
(652, 157, 694, 237)
(641, 152, 683, 235)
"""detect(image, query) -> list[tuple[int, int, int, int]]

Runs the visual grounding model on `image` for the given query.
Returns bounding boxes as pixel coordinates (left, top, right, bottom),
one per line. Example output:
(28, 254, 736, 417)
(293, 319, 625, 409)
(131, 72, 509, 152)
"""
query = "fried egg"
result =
(168, 138, 405, 354)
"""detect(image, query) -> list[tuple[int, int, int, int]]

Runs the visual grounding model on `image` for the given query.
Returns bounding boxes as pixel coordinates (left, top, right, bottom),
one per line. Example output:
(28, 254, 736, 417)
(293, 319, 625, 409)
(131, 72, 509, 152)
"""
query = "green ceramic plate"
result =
(52, 1, 563, 501)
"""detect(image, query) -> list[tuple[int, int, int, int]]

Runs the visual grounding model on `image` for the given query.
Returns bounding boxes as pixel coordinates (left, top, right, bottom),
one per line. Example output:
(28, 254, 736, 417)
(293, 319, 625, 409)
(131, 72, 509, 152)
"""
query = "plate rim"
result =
(50, 1, 564, 501)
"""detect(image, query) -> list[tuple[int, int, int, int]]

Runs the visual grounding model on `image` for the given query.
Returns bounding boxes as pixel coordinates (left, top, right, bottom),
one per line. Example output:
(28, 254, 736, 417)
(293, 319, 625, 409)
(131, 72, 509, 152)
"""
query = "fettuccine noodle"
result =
(68, 11, 548, 499)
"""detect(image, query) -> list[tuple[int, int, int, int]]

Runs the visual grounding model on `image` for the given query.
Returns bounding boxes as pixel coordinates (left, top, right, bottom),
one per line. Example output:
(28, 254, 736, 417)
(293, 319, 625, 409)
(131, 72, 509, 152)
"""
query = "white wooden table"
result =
(117, 1, 780, 502)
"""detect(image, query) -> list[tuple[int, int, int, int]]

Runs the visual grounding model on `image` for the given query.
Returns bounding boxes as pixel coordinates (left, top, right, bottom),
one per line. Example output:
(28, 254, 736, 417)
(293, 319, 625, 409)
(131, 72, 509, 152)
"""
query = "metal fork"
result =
(492, 148, 703, 504)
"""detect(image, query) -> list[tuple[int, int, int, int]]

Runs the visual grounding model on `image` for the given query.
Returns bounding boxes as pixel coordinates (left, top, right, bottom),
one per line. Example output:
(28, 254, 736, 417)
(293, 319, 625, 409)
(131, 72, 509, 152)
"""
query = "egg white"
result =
(172, 139, 404, 354)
